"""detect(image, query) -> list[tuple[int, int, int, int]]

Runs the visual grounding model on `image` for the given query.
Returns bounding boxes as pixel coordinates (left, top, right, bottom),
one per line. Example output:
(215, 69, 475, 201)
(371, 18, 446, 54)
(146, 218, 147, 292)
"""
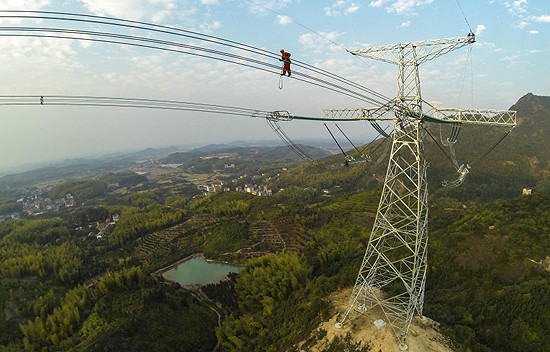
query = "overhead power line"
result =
(454, 0, 473, 33)
(0, 94, 333, 165)
(0, 95, 272, 117)
(0, 11, 402, 165)
(0, 10, 393, 107)
(0, 95, 365, 122)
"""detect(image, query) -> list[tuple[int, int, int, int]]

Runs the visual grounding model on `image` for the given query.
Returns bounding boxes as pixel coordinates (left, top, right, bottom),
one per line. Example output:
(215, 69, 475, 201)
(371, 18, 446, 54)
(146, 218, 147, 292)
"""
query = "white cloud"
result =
(0, 0, 50, 23)
(400, 20, 411, 27)
(504, 0, 531, 29)
(277, 15, 292, 25)
(500, 55, 518, 62)
(199, 20, 221, 34)
(475, 24, 487, 36)
(514, 20, 529, 29)
(472, 41, 497, 50)
(369, 0, 433, 15)
(504, 0, 528, 16)
(324, 1, 360, 17)
(0, 0, 50, 9)
(247, 0, 293, 16)
(79, 37, 93, 49)
(299, 32, 320, 48)
(0, 36, 77, 62)
(529, 49, 543, 54)
(0, 36, 83, 92)
(387, 0, 434, 15)
(528, 30, 539, 34)
(151, 4, 177, 23)
(201, 0, 218, 4)
(369, 0, 388, 8)
(77, 0, 178, 22)
(533, 14, 550, 23)
(503, 1, 550, 31)
(345, 3, 360, 14)
(298, 31, 343, 53)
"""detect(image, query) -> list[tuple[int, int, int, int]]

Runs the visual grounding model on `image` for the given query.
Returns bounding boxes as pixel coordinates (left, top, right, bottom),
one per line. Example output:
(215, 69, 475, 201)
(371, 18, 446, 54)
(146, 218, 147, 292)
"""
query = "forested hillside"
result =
(1, 190, 547, 351)
(161, 144, 331, 174)
(426, 194, 550, 352)
(161, 144, 330, 164)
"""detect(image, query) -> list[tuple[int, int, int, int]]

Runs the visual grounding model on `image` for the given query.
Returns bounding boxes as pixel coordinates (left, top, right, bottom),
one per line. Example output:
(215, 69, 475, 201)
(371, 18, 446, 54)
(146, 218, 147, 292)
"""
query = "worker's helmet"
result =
(280, 49, 284, 52)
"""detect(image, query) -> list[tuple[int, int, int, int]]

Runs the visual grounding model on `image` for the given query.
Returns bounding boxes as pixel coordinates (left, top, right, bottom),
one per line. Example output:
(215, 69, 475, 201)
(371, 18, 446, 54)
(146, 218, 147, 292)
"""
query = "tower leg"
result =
(339, 120, 428, 346)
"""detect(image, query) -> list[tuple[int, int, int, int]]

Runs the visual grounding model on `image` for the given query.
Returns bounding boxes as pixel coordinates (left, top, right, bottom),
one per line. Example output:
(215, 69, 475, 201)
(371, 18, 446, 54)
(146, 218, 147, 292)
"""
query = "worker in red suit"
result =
(279, 49, 291, 77)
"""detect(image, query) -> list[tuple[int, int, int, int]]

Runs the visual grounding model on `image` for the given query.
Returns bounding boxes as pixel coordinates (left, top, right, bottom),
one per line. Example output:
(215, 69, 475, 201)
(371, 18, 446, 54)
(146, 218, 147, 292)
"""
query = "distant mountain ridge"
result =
(161, 144, 331, 164)
(423, 93, 550, 200)
(0, 147, 181, 190)
(509, 93, 550, 176)
(0, 143, 332, 191)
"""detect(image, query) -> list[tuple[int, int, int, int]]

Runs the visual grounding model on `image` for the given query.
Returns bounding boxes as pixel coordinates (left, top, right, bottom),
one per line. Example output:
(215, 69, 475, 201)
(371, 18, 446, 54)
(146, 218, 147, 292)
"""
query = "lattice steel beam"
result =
(323, 104, 517, 127)
(348, 34, 476, 65)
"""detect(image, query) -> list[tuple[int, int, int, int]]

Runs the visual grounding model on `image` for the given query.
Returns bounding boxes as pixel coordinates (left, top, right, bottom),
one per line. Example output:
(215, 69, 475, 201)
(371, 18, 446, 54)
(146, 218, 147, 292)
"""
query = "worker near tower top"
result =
(279, 49, 291, 77)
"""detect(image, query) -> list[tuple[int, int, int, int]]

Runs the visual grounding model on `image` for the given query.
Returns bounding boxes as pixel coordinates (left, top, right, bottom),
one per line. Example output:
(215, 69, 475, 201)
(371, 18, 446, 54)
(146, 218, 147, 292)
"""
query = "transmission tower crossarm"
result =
(423, 106, 517, 127)
(323, 104, 518, 127)
(323, 99, 397, 121)
(349, 34, 475, 65)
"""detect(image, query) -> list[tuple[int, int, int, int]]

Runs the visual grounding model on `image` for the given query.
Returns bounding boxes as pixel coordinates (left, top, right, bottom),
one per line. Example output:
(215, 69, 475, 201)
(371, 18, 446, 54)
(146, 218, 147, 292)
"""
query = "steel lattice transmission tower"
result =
(327, 34, 517, 350)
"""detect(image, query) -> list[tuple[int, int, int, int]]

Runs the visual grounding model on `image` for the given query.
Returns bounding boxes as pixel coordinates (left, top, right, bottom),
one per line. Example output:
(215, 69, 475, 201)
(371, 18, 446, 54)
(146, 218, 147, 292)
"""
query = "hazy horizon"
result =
(0, 136, 347, 176)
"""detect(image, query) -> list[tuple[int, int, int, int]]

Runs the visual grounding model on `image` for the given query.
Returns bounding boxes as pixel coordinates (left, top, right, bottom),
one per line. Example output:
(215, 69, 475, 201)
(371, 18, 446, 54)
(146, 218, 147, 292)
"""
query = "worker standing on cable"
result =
(279, 49, 291, 77)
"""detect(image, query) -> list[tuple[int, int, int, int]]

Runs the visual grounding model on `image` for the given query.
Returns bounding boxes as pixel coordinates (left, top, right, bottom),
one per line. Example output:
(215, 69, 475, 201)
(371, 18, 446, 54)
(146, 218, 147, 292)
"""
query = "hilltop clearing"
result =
(305, 288, 456, 352)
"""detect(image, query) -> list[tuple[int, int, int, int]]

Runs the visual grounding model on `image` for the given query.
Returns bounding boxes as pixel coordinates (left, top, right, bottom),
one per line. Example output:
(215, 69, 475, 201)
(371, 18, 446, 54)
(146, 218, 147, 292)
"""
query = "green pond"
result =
(162, 256, 239, 285)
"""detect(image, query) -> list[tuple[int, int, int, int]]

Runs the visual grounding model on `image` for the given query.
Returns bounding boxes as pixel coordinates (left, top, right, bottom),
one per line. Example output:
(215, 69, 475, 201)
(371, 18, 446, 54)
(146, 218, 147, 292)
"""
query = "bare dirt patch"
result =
(303, 288, 456, 352)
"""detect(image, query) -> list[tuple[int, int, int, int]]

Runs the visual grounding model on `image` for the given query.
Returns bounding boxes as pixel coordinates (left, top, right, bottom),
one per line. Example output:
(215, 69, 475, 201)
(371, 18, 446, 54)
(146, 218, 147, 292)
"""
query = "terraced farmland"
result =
(135, 215, 221, 269)
(135, 212, 310, 268)
(235, 216, 308, 260)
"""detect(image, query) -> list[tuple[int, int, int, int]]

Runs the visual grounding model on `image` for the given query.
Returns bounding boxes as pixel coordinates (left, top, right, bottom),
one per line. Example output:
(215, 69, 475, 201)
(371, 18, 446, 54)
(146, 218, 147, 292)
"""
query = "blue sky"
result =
(0, 0, 548, 173)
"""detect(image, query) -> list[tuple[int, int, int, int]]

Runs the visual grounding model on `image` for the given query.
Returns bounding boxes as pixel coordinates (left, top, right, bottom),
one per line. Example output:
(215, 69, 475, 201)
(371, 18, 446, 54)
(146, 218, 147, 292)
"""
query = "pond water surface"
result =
(162, 256, 240, 286)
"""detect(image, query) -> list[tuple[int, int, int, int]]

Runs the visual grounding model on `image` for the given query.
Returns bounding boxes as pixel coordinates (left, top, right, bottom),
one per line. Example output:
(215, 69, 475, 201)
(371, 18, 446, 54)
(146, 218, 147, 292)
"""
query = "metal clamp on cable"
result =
(266, 110, 293, 121)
